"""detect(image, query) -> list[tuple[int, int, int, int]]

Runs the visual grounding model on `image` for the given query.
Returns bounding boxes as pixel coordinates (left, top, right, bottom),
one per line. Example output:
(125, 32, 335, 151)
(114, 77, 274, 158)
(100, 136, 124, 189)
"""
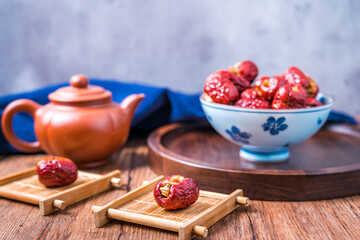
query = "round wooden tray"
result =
(147, 120, 360, 201)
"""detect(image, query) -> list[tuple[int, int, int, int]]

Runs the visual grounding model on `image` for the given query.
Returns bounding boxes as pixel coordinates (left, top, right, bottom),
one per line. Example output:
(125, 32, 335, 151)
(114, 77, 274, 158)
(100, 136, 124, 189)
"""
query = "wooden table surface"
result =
(0, 138, 359, 240)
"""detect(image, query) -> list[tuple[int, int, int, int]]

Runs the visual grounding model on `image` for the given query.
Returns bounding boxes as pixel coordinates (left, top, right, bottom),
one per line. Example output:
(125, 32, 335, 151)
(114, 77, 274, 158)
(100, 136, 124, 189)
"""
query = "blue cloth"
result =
(0, 80, 357, 154)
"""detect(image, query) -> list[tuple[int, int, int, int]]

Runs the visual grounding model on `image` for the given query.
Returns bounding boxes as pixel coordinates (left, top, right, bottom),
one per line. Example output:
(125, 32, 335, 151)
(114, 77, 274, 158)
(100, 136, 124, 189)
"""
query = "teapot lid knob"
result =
(70, 74, 89, 89)
(49, 74, 112, 104)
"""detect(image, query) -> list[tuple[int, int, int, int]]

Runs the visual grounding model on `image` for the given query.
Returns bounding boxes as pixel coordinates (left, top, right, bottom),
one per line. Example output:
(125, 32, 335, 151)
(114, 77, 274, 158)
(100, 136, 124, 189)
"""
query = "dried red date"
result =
(204, 71, 239, 104)
(240, 88, 265, 100)
(306, 97, 322, 107)
(284, 66, 310, 88)
(154, 175, 199, 210)
(203, 61, 322, 109)
(272, 84, 307, 109)
(305, 76, 319, 98)
(37, 156, 78, 187)
(258, 75, 287, 101)
(235, 98, 271, 109)
(229, 60, 258, 84)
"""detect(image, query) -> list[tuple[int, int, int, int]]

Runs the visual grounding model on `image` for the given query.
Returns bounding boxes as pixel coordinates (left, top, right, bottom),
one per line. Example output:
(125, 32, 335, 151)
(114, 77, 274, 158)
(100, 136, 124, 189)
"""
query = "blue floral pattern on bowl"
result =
(317, 117, 322, 125)
(262, 116, 288, 135)
(226, 126, 251, 144)
(283, 142, 291, 147)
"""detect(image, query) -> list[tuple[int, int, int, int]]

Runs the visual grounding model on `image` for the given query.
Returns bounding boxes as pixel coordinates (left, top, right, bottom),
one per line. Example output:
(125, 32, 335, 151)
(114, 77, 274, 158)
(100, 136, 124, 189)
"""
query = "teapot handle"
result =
(1, 99, 42, 152)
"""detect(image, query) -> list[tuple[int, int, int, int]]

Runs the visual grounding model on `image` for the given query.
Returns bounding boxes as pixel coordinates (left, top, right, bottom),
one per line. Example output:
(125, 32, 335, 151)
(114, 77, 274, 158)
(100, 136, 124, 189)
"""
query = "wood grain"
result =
(148, 121, 360, 200)
(92, 175, 164, 227)
(0, 139, 359, 240)
(93, 180, 247, 240)
(39, 170, 121, 215)
(0, 166, 121, 215)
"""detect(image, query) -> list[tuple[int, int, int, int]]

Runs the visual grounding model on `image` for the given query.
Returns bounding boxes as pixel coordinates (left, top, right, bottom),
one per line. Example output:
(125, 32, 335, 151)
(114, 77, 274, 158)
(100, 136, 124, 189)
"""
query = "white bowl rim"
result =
(199, 93, 334, 114)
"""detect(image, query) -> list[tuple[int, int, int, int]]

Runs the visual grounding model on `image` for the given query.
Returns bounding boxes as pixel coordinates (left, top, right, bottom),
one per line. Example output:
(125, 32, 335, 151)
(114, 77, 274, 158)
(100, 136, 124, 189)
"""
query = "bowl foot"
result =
(239, 148, 289, 163)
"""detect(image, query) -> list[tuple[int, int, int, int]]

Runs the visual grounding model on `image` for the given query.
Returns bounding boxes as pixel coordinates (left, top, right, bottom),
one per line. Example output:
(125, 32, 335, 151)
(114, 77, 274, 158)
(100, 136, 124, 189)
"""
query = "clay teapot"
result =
(1, 74, 145, 167)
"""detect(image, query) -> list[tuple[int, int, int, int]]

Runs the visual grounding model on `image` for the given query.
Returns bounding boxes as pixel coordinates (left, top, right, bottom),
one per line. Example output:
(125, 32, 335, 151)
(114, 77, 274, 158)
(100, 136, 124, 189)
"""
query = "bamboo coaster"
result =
(92, 176, 249, 240)
(0, 167, 122, 215)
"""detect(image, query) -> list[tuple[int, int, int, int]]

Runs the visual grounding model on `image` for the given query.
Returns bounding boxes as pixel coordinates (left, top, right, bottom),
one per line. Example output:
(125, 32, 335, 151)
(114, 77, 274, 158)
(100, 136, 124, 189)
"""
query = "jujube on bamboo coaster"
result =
(153, 175, 199, 210)
(92, 175, 249, 239)
(0, 155, 122, 215)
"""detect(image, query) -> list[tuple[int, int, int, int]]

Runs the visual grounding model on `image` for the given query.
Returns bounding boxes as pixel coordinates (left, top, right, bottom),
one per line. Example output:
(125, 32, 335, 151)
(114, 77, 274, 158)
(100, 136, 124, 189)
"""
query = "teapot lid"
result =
(49, 75, 112, 104)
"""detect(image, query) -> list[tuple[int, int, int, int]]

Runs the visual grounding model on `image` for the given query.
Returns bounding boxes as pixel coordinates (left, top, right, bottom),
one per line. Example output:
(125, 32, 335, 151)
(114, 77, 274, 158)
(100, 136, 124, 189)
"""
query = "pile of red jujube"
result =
(203, 61, 322, 109)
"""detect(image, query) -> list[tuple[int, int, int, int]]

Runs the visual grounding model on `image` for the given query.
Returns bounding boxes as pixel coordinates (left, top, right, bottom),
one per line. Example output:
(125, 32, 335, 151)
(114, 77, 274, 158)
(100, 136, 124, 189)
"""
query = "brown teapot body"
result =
(1, 75, 145, 167)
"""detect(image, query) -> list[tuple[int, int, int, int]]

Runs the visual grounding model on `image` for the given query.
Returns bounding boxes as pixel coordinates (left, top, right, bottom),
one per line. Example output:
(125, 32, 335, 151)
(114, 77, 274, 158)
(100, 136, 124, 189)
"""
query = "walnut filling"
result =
(292, 85, 302, 93)
(159, 175, 185, 198)
(262, 79, 270, 87)
(202, 93, 213, 103)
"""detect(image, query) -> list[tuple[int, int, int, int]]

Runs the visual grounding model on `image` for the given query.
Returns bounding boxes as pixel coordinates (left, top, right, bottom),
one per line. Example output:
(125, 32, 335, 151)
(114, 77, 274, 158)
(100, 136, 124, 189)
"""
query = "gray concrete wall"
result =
(1, 0, 359, 114)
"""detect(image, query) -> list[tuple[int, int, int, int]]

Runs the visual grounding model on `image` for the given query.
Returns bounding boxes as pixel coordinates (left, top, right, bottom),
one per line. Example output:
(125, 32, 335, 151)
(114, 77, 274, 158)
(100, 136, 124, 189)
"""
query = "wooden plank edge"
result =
(0, 167, 37, 186)
(78, 171, 102, 179)
(0, 188, 41, 205)
(92, 175, 164, 228)
(106, 208, 181, 232)
(199, 190, 228, 199)
(39, 170, 121, 215)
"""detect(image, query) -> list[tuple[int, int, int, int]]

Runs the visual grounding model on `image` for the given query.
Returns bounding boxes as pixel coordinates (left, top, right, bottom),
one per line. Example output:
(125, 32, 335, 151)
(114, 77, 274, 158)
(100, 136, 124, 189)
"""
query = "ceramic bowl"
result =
(200, 93, 334, 162)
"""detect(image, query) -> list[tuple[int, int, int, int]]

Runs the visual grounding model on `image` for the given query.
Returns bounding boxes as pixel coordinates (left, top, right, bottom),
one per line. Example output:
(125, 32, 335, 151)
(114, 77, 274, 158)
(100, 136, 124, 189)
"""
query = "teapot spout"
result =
(119, 93, 145, 121)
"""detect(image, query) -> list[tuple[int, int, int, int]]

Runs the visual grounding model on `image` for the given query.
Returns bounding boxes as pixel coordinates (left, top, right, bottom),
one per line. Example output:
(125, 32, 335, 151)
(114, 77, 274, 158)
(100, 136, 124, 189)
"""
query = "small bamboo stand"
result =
(0, 167, 122, 215)
(92, 176, 249, 240)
